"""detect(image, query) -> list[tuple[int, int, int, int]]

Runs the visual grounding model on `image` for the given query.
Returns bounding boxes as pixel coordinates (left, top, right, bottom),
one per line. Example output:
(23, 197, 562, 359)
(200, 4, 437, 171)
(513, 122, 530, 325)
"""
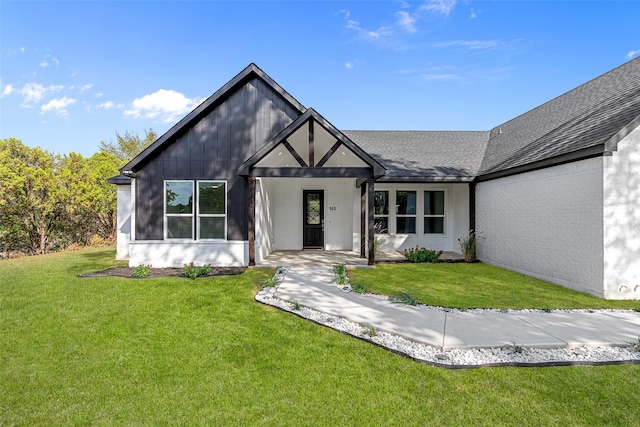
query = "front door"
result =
(303, 190, 324, 248)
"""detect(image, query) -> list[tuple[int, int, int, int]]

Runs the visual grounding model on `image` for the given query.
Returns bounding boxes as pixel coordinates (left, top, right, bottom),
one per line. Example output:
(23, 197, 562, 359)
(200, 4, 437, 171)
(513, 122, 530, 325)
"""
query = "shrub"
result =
(458, 230, 476, 263)
(333, 263, 349, 286)
(391, 292, 418, 306)
(403, 246, 443, 263)
(351, 283, 368, 294)
(132, 264, 152, 278)
(261, 276, 280, 288)
(183, 262, 212, 280)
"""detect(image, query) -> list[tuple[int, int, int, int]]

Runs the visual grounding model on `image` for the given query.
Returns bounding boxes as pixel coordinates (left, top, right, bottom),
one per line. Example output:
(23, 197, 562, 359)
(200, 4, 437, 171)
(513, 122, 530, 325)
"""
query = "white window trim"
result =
(423, 189, 447, 236)
(164, 180, 194, 240)
(197, 180, 228, 241)
(395, 190, 417, 235)
(374, 190, 389, 234)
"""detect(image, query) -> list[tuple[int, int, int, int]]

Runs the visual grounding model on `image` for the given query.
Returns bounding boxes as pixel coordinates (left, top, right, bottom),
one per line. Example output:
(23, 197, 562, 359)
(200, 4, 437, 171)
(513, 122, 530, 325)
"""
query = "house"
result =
(109, 59, 640, 299)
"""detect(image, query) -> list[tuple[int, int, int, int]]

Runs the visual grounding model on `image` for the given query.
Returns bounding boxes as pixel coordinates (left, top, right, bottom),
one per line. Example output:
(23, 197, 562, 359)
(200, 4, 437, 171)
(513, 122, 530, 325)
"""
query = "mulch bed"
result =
(78, 266, 247, 278)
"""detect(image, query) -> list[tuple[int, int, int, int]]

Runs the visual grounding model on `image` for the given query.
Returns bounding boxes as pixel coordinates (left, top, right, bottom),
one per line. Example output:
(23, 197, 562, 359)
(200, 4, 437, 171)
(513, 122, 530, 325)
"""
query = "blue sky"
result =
(1, 1, 639, 156)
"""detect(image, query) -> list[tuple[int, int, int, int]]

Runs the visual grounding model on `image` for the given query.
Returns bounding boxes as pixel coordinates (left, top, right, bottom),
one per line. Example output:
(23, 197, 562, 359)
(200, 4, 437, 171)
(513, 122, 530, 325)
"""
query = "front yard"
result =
(1, 248, 639, 425)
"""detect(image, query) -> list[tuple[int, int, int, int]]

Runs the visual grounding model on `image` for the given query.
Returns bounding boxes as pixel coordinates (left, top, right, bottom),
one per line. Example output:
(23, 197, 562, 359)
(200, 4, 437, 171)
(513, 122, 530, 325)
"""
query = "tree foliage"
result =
(99, 129, 156, 164)
(0, 130, 151, 257)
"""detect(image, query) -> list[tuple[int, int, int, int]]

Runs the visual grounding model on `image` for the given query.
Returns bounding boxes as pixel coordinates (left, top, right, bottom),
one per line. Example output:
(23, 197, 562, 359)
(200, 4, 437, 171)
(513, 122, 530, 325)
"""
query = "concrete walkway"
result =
(271, 265, 640, 351)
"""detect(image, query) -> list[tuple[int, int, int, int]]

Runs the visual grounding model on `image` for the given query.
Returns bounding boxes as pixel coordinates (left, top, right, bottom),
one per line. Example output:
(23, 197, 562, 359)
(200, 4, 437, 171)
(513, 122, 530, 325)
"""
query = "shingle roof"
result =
(480, 57, 640, 175)
(344, 130, 490, 181)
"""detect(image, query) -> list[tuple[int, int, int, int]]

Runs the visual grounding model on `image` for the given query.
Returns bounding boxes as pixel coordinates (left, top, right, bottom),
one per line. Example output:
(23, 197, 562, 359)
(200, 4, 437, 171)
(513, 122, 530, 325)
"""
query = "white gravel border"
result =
(255, 272, 640, 368)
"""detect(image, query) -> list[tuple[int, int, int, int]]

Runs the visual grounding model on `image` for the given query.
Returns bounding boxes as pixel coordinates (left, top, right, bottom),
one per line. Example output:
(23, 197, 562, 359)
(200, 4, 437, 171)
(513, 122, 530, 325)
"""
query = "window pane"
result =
(200, 217, 225, 239)
(374, 217, 388, 234)
(199, 182, 225, 214)
(166, 182, 193, 214)
(424, 217, 444, 234)
(167, 216, 192, 239)
(424, 191, 444, 215)
(397, 217, 416, 234)
(374, 191, 389, 215)
(396, 191, 416, 215)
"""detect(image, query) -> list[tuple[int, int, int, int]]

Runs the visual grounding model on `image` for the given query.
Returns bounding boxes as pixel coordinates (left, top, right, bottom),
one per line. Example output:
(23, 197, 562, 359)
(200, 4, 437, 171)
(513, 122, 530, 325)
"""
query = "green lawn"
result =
(2, 248, 639, 426)
(349, 262, 640, 310)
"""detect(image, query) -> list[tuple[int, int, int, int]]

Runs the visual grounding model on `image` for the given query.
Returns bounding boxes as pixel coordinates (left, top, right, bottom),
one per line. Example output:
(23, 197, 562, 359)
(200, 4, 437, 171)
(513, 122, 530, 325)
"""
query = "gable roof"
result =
(480, 57, 640, 176)
(239, 108, 386, 177)
(120, 63, 306, 174)
(345, 130, 489, 182)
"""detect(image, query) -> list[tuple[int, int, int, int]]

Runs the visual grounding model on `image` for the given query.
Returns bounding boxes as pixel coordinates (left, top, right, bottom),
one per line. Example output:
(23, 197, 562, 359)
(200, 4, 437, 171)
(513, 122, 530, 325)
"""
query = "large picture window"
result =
(396, 191, 416, 234)
(424, 191, 445, 234)
(374, 190, 389, 234)
(165, 180, 226, 240)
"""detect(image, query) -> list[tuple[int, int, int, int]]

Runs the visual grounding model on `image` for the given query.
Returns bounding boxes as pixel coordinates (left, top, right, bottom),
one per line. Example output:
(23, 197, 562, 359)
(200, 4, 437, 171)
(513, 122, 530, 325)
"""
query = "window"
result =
(165, 180, 226, 240)
(424, 191, 445, 234)
(198, 181, 226, 239)
(165, 181, 194, 239)
(396, 191, 416, 234)
(374, 190, 389, 234)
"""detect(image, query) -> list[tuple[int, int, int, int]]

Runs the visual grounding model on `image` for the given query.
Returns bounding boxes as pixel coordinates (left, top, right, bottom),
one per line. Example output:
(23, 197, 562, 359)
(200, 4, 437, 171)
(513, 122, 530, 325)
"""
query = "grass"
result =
(2, 248, 640, 425)
(349, 263, 640, 310)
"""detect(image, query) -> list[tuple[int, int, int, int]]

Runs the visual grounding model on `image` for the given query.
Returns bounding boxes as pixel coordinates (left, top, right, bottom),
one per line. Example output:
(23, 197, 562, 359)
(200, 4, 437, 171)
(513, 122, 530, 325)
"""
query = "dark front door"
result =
(303, 190, 324, 248)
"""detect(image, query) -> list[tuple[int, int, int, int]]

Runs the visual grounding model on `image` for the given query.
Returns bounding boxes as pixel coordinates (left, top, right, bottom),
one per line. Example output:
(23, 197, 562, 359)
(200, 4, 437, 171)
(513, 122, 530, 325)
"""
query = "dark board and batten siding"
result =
(135, 77, 301, 240)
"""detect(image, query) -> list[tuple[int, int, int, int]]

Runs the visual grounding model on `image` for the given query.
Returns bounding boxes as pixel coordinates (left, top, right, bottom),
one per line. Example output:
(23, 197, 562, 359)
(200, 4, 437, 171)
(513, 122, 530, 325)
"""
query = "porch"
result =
(256, 250, 463, 267)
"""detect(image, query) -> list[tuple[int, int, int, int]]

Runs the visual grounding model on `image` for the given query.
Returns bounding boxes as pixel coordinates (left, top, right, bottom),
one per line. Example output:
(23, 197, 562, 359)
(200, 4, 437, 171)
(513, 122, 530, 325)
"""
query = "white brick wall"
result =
(476, 158, 604, 297)
(129, 241, 248, 267)
(603, 125, 640, 299)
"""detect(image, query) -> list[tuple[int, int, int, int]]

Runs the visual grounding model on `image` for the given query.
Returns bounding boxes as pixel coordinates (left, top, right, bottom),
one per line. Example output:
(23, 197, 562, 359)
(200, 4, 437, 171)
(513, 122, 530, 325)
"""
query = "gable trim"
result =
(121, 63, 306, 174)
(604, 114, 640, 152)
(238, 108, 386, 177)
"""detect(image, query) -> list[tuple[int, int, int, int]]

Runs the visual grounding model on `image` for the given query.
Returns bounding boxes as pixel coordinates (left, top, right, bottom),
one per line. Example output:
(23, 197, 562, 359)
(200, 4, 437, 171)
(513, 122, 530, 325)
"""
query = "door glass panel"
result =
(306, 193, 321, 225)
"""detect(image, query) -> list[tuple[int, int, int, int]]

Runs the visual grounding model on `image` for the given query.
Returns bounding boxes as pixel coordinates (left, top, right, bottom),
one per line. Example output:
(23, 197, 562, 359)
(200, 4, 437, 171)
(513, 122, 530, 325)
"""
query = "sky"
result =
(1, 0, 639, 157)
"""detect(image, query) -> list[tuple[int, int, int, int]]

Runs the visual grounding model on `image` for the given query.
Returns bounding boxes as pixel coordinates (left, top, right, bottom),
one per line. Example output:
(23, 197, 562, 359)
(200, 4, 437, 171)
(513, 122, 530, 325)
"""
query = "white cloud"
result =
(40, 60, 49, 68)
(430, 40, 499, 50)
(124, 89, 203, 123)
(1, 84, 15, 97)
(396, 11, 417, 33)
(420, 0, 457, 16)
(41, 97, 77, 116)
(345, 62, 355, 70)
(346, 19, 394, 40)
(80, 84, 94, 91)
(470, 8, 479, 19)
(96, 101, 123, 109)
(20, 83, 47, 104)
(95, 92, 104, 98)
(627, 50, 640, 59)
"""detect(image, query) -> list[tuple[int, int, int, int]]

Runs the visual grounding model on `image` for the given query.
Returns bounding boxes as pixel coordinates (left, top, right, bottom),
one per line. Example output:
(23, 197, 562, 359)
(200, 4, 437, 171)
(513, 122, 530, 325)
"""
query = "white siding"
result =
(271, 178, 356, 250)
(354, 183, 469, 253)
(603, 125, 640, 299)
(476, 158, 604, 297)
(115, 184, 133, 260)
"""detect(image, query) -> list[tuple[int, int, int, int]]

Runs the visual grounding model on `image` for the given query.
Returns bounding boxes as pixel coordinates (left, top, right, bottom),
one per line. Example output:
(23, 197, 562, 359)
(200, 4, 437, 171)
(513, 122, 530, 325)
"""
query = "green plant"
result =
(508, 342, 524, 354)
(183, 262, 212, 280)
(261, 276, 279, 288)
(361, 323, 377, 337)
(351, 283, 368, 294)
(333, 263, 349, 285)
(629, 336, 640, 351)
(291, 300, 301, 311)
(392, 292, 417, 306)
(403, 245, 443, 263)
(458, 230, 476, 263)
(132, 264, 152, 278)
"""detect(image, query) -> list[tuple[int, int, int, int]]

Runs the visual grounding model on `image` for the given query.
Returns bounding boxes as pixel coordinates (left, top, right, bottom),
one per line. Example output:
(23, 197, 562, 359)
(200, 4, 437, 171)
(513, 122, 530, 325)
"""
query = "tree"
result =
(0, 138, 66, 254)
(99, 129, 157, 164)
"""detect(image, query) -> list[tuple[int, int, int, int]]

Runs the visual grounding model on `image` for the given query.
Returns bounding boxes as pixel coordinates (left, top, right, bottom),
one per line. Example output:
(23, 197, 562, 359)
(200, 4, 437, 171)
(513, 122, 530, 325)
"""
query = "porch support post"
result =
(248, 176, 256, 266)
(367, 178, 375, 265)
(360, 183, 366, 258)
(469, 181, 476, 233)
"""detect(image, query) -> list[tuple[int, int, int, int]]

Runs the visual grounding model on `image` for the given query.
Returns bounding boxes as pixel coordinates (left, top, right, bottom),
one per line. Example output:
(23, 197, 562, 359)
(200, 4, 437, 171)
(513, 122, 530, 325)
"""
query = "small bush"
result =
(132, 264, 152, 278)
(183, 263, 212, 280)
(333, 263, 349, 286)
(261, 276, 279, 288)
(351, 283, 368, 294)
(361, 323, 377, 337)
(391, 292, 417, 306)
(458, 230, 476, 262)
(403, 246, 443, 263)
